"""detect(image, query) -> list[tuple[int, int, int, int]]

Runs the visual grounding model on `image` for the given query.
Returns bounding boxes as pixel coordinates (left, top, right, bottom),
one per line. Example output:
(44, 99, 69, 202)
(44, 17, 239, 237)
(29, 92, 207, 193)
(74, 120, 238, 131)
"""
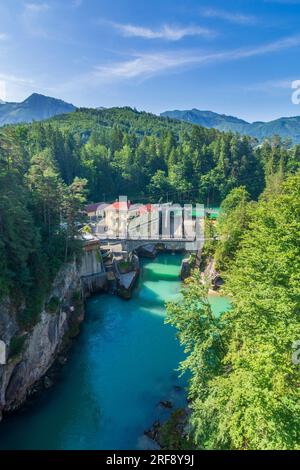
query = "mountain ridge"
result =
(0, 93, 76, 126)
(2, 92, 300, 143)
(161, 108, 300, 143)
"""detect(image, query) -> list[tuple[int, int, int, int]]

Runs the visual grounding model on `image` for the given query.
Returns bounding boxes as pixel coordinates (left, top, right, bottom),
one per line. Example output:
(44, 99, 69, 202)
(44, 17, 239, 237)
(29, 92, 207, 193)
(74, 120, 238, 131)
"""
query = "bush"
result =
(117, 260, 134, 274)
(72, 290, 82, 303)
(46, 296, 61, 314)
(9, 334, 27, 359)
(17, 292, 44, 330)
(159, 409, 192, 450)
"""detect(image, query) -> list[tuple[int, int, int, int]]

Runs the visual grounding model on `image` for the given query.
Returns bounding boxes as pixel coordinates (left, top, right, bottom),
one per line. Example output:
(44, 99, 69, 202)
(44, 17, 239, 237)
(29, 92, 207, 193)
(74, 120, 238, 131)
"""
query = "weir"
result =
(79, 237, 197, 298)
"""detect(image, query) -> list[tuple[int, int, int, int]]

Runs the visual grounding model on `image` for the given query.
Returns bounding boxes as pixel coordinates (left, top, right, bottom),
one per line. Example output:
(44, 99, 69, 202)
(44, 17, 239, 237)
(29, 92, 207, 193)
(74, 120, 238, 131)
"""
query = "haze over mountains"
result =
(0, 93, 76, 126)
(161, 109, 300, 143)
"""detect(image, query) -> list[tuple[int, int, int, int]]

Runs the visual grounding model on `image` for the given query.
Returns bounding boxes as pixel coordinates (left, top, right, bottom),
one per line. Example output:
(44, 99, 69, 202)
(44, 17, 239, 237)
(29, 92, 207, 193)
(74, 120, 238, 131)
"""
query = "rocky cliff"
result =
(0, 260, 84, 419)
(201, 256, 224, 290)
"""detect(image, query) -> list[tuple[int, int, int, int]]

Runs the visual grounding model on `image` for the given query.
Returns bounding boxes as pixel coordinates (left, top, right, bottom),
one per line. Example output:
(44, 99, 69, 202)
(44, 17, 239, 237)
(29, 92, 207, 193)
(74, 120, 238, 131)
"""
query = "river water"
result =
(0, 254, 229, 450)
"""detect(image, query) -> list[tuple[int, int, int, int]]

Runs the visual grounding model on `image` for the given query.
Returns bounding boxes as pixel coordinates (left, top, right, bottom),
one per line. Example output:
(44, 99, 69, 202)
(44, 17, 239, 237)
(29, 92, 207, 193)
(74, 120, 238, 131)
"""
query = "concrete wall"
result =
(80, 249, 104, 277)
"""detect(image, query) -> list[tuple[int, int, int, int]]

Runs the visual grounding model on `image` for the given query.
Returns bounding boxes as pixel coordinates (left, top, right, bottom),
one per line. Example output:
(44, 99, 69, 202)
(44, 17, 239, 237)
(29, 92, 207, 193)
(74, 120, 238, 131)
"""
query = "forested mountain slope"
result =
(161, 108, 300, 143)
(2, 105, 300, 319)
(40, 106, 267, 204)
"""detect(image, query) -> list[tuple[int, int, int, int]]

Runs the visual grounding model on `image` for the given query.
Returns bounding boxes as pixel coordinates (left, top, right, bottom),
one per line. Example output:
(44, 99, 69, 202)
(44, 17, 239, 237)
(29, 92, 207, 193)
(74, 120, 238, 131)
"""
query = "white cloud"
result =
(234, 34, 300, 57)
(201, 8, 257, 25)
(93, 52, 192, 79)
(24, 2, 49, 13)
(51, 33, 300, 102)
(91, 34, 300, 82)
(111, 22, 215, 40)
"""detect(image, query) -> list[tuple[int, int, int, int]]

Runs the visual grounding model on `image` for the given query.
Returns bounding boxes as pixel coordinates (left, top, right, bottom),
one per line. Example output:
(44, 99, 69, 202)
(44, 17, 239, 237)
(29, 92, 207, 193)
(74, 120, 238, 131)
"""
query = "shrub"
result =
(46, 296, 61, 314)
(9, 334, 27, 359)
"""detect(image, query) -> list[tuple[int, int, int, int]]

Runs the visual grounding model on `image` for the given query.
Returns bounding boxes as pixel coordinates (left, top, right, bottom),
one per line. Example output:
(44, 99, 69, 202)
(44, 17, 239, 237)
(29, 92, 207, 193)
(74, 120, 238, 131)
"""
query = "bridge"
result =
(95, 235, 203, 253)
(80, 202, 211, 285)
(89, 210, 205, 252)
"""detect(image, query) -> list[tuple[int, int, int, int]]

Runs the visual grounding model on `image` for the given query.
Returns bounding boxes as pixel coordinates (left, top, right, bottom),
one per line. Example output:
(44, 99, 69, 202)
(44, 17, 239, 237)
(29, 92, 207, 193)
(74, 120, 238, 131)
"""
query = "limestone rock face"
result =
(202, 257, 224, 290)
(114, 254, 140, 300)
(0, 298, 19, 345)
(0, 261, 84, 419)
(180, 258, 192, 281)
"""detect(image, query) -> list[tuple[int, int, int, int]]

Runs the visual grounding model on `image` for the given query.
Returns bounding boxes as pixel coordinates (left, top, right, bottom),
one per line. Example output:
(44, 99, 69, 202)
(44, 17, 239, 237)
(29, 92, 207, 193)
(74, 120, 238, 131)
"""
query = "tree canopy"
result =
(167, 172, 300, 449)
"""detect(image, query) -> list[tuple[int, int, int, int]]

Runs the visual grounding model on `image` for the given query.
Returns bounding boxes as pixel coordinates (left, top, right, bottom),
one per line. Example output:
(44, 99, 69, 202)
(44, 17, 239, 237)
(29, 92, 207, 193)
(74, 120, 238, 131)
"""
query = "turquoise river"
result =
(0, 253, 229, 450)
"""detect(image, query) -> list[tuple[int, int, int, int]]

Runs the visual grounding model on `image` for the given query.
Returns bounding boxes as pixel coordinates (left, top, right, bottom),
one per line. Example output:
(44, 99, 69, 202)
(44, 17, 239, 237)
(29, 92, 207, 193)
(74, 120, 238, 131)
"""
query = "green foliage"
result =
(38, 108, 266, 204)
(1, 106, 279, 330)
(2, 107, 282, 216)
(200, 217, 217, 268)
(9, 334, 27, 359)
(162, 109, 300, 144)
(0, 124, 87, 330)
(188, 253, 196, 267)
(159, 409, 193, 450)
(167, 173, 300, 450)
(216, 173, 300, 449)
(72, 290, 82, 303)
(166, 272, 226, 409)
(1, 107, 299, 323)
(2, 106, 300, 448)
(214, 186, 252, 272)
(46, 296, 61, 314)
(117, 259, 134, 274)
(18, 302, 42, 330)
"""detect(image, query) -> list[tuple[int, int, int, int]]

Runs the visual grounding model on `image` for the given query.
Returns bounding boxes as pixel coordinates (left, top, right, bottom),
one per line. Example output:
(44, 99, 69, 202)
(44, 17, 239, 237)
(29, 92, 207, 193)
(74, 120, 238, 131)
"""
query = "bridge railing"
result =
(95, 234, 197, 242)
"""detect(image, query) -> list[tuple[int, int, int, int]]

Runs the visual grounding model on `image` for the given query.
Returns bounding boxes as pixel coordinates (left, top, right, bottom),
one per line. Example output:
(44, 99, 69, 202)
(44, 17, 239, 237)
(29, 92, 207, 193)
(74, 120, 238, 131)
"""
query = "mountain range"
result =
(161, 109, 300, 143)
(2, 93, 300, 144)
(0, 93, 76, 126)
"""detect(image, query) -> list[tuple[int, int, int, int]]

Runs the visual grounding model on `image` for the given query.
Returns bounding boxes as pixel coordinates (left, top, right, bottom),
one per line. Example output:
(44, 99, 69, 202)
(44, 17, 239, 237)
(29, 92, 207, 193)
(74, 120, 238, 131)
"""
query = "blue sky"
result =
(1, 0, 300, 121)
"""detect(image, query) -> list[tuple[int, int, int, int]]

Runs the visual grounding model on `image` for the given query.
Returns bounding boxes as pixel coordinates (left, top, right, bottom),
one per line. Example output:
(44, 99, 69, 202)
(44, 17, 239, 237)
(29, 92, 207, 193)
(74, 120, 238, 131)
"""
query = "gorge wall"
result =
(0, 260, 84, 420)
(0, 245, 165, 420)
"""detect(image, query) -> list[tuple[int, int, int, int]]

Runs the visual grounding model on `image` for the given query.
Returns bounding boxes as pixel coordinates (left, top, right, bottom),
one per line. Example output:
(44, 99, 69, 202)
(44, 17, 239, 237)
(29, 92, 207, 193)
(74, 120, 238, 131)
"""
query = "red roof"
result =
(87, 201, 153, 214)
(108, 201, 131, 210)
(138, 204, 154, 213)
